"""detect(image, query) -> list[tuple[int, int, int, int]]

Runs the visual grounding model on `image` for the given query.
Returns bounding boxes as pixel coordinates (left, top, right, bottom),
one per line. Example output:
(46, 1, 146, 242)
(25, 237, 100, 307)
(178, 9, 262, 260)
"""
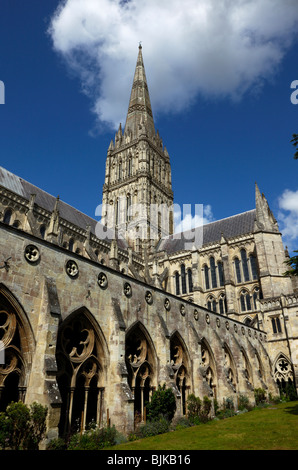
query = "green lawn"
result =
(108, 402, 298, 450)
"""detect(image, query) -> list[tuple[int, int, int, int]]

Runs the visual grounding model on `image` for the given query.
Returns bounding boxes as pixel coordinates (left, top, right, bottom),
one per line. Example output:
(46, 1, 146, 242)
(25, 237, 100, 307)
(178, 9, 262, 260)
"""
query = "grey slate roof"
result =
(0, 166, 127, 249)
(157, 209, 256, 254)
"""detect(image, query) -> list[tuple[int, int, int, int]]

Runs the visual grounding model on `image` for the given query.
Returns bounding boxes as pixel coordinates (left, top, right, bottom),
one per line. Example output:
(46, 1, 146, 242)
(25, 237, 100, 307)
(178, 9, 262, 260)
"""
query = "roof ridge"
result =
(0, 165, 97, 223)
(173, 208, 256, 238)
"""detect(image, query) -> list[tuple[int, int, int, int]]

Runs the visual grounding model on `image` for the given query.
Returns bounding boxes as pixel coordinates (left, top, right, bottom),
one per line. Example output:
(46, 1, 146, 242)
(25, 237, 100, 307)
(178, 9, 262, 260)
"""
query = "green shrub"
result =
(224, 396, 235, 410)
(47, 437, 67, 450)
(171, 416, 192, 431)
(200, 396, 212, 423)
(215, 408, 236, 420)
(284, 383, 298, 401)
(68, 425, 123, 450)
(238, 394, 250, 411)
(145, 384, 176, 423)
(187, 394, 201, 421)
(136, 416, 170, 438)
(186, 394, 212, 424)
(254, 388, 267, 405)
(0, 401, 47, 450)
(213, 398, 220, 416)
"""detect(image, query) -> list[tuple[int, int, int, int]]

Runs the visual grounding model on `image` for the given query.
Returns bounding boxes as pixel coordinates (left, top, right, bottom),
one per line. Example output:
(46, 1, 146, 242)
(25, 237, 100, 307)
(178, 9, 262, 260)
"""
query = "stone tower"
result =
(101, 45, 174, 254)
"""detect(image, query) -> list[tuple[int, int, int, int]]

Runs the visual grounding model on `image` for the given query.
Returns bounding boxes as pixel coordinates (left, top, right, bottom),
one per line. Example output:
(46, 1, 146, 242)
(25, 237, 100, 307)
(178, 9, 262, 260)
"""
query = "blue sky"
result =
(0, 0, 298, 254)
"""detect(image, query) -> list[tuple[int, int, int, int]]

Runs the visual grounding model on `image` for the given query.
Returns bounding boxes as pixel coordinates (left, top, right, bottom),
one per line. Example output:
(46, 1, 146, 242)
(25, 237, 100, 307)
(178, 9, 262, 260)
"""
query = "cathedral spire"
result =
(124, 44, 155, 139)
(255, 182, 279, 232)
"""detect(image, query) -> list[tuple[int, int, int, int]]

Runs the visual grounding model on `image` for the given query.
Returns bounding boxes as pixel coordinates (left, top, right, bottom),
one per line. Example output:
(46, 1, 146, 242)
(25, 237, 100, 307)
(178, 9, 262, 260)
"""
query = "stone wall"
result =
(0, 222, 278, 439)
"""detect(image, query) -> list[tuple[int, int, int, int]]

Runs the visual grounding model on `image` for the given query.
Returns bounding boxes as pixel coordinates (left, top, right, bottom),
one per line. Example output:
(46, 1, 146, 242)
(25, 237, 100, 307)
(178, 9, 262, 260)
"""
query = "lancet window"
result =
(234, 249, 259, 284)
(224, 345, 237, 392)
(125, 324, 155, 424)
(201, 340, 217, 398)
(56, 311, 106, 436)
(174, 265, 193, 296)
(170, 333, 190, 415)
(0, 291, 30, 412)
(273, 354, 294, 393)
(3, 209, 12, 225)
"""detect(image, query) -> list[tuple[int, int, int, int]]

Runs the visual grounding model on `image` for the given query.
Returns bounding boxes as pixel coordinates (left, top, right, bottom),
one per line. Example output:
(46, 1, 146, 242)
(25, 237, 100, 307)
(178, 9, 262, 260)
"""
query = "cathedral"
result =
(0, 45, 297, 442)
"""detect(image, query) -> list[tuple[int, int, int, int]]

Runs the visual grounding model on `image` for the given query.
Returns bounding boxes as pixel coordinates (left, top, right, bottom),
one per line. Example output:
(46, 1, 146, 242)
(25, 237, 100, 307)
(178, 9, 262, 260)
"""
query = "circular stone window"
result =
(194, 309, 199, 321)
(145, 291, 153, 304)
(164, 298, 171, 311)
(123, 282, 132, 297)
(98, 272, 108, 289)
(180, 304, 186, 316)
(65, 260, 79, 278)
(24, 245, 40, 263)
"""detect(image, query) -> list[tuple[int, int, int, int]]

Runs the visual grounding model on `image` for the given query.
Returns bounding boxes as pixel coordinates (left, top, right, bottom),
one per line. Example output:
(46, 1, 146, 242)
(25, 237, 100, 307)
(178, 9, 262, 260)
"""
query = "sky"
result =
(0, 0, 298, 254)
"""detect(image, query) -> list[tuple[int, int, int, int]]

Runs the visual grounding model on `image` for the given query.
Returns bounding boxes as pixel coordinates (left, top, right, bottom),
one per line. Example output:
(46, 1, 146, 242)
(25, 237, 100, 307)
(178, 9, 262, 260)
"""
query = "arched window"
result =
(56, 310, 106, 435)
(128, 158, 132, 177)
(201, 340, 217, 398)
(126, 323, 156, 422)
(271, 316, 282, 334)
(207, 296, 216, 312)
(3, 209, 12, 225)
(253, 286, 262, 309)
(218, 261, 224, 286)
(68, 238, 74, 252)
(250, 255, 258, 280)
(219, 293, 227, 314)
(115, 199, 119, 226)
(181, 264, 187, 294)
(118, 162, 122, 180)
(210, 257, 217, 288)
(187, 269, 193, 293)
(234, 257, 242, 283)
(126, 194, 132, 222)
(170, 333, 190, 416)
(240, 290, 251, 312)
(241, 249, 250, 282)
(204, 265, 210, 290)
(40, 225, 46, 239)
(175, 272, 180, 295)
(0, 288, 33, 412)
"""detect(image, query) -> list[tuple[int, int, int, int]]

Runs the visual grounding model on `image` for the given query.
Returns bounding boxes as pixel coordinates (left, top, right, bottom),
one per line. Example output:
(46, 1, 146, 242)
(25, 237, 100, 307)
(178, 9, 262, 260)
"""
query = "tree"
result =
(0, 401, 48, 450)
(284, 250, 298, 276)
(290, 134, 298, 159)
(145, 384, 176, 422)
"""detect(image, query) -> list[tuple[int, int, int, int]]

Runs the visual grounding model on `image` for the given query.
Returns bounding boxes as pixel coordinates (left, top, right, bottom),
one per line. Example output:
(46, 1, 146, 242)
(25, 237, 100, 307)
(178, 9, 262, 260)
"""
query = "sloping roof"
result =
(0, 166, 127, 249)
(157, 209, 256, 254)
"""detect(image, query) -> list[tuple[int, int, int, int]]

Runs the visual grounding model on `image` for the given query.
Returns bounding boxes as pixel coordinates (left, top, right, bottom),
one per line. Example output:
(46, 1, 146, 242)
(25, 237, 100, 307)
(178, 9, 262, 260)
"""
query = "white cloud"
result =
(174, 203, 214, 233)
(277, 189, 298, 252)
(48, 0, 298, 131)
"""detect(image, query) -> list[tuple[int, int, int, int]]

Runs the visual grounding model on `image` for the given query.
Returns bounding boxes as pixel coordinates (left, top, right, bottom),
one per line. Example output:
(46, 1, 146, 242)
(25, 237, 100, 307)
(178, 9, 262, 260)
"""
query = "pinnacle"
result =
(124, 45, 155, 140)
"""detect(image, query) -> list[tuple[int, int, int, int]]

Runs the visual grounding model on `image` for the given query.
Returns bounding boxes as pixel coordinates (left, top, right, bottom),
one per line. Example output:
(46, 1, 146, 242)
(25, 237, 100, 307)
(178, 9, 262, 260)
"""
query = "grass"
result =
(106, 402, 298, 450)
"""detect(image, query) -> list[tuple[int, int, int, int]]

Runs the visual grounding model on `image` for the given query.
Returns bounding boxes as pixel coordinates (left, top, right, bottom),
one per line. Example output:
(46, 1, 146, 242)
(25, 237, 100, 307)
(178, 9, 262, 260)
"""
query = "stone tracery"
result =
(56, 311, 106, 435)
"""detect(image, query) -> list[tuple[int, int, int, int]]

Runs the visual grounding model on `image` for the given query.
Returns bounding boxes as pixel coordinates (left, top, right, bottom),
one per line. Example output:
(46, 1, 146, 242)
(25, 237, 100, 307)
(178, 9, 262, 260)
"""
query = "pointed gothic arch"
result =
(200, 338, 217, 398)
(125, 322, 157, 423)
(223, 343, 237, 393)
(240, 348, 254, 390)
(170, 331, 191, 415)
(273, 353, 294, 394)
(0, 284, 34, 411)
(56, 307, 108, 436)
